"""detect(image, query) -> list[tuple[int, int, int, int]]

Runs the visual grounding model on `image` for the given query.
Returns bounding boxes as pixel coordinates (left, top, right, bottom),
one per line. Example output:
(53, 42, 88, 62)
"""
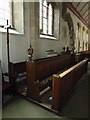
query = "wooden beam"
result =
(76, 2, 81, 8)
(84, 13, 89, 20)
(79, 2, 88, 13)
(67, 3, 89, 29)
(82, 6, 90, 16)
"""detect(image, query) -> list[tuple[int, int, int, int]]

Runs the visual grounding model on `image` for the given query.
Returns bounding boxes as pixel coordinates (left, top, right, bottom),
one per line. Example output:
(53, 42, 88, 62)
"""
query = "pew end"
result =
(52, 59, 88, 112)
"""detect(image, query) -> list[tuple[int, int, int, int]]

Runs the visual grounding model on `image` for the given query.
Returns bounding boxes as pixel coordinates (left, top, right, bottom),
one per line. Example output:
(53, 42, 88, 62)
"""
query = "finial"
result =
(27, 45, 34, 60)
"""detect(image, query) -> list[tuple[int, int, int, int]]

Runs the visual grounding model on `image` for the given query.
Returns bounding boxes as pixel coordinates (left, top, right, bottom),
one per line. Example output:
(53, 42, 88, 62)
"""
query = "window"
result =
(0, 0, 24, 34)
(39, 0, 54, 36)
(0, 0, 12, 27)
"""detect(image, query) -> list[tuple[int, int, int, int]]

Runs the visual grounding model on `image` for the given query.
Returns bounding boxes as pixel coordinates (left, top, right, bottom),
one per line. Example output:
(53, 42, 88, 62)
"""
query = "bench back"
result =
(52, 59, 88, 112)
(26, 54, 75, 82)
(82, 50, 90, 61)
(9, 61, 26, 75)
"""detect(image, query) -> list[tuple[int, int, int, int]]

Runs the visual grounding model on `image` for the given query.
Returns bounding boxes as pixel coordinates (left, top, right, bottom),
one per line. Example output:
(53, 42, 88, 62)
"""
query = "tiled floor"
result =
(2, 96, 60, 118)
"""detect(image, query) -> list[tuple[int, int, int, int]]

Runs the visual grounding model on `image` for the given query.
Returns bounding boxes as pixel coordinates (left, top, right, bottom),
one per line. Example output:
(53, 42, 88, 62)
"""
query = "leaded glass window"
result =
(40, 0, 54, 36)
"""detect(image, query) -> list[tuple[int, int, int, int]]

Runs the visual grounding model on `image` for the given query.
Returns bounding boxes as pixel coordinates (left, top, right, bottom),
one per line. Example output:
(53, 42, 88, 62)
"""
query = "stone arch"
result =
(62, 3, 75, 50)
(67, 13, 75, 48)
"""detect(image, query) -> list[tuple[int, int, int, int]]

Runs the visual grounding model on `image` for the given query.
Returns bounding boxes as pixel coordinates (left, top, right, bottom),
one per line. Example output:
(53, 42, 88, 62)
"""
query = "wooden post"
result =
(0, 20, 11, 82)
(6, 20, 11, 76)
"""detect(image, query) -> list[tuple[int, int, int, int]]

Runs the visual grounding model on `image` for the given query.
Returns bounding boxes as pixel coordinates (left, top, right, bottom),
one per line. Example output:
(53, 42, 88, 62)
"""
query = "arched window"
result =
(40, 0, 54, 36)
(48, 4, 53, 35)
(86, 30, 88, 50)
(77, 23, 80, 40)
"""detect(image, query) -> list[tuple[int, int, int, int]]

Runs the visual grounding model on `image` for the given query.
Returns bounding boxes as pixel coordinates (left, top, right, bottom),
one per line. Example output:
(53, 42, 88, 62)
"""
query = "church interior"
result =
(0, 0, 90, 119)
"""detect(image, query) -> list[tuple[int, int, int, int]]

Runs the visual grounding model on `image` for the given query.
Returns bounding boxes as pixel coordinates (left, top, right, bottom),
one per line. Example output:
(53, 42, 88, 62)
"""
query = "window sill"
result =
(0, 27, 23, 35)
(40, 34, 57, 40)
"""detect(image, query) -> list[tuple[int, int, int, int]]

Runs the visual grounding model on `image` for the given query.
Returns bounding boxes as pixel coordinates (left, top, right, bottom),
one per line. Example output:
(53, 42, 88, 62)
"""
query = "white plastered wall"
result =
(29, 2, 70, 59)
(0, 2, 30, 72)
(0, 2, 89, 72)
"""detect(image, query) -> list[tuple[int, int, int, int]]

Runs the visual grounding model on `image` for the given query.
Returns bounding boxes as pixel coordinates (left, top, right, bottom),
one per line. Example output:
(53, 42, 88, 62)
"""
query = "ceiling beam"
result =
(85, 13, 90, 22)
(84, 12, 89, 19)
(76, 2, 81, 8)
(67, 3, 89, 29)
(82, 6, 90, 16)
(79, 2, 88, 13)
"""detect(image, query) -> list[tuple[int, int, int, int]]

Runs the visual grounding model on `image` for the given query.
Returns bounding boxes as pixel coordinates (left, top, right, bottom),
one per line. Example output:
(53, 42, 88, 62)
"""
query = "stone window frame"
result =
(40, 0, 54, 36)
(39, 0, 60, 40)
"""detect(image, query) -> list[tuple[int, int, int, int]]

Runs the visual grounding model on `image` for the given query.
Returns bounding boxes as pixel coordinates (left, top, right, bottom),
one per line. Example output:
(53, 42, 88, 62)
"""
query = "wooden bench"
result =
(8, 61, 26, 95)
(0, 61, 15, 103)
(26, 54, 75, 101)
(52, 59, 88, 112)
(82, 50, 90, 61)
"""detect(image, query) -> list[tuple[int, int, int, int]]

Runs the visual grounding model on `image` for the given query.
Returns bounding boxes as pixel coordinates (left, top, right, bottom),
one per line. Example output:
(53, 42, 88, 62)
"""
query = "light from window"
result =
(0, 0, 12, 27)
(48, 4, 53, 35)
(39, 0, 53, 36)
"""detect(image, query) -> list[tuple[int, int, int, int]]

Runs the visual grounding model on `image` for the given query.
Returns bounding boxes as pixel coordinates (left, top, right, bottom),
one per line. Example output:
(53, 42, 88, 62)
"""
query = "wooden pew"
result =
(52, 59, 88, 112)
(26, 54, 75, 101)
(9, 61, 26, 76)
(8, 61, 26, 95)
(82, 50, 90, 61)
